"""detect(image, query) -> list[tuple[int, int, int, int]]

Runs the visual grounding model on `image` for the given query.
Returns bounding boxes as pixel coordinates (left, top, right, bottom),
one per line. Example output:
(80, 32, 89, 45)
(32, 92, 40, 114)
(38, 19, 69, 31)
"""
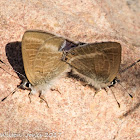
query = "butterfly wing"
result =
(65, 42, 121, 89)
(22, 30, 68, 87)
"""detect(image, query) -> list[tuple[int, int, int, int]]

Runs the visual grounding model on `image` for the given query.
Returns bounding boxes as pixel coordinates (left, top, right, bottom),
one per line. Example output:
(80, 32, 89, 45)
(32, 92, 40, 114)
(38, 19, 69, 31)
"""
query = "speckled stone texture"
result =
(0, 0, 140, 140)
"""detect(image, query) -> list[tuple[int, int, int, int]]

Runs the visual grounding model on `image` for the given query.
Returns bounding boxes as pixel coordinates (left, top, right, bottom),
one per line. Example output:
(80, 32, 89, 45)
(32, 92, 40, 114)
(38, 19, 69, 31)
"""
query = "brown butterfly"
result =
(1, 30, 75, 107)
(62, 42, 121, 89)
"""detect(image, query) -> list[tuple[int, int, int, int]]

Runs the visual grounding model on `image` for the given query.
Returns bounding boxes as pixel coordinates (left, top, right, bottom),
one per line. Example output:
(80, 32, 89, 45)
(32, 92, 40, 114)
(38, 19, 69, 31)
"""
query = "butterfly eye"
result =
(25, 82, 30, 88)
(64, 57, 68, 61)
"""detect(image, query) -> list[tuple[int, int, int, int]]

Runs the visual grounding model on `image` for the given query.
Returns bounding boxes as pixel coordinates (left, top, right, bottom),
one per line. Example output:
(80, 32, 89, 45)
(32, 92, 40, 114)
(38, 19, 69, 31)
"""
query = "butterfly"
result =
(62, 42, 121, 90)
(2, 30, 73, 106)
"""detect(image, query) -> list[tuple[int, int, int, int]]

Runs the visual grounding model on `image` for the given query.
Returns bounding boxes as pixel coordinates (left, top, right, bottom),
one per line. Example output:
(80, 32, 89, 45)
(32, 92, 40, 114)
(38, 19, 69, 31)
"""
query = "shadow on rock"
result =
(5, 41, 26, 81)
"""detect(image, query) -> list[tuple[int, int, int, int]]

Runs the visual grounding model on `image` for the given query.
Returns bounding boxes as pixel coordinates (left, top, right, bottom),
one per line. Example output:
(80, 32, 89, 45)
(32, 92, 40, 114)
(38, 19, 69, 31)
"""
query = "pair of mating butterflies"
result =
(21, 30, 121, 97)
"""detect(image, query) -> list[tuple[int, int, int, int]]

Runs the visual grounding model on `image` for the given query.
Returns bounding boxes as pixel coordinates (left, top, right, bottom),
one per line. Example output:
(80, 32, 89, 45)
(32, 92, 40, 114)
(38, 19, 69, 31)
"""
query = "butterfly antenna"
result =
(0, 59, 26, 80)
(0, 59, 6, 64)
(117, 82, 133, 98)
(0, 66, 18, 79)
(120, 59, 140, 73)
(109, 87, 120, 108)
(117, 59, 139, 98)
(109, 78, 133, 98)
(1, 87, 17, 102)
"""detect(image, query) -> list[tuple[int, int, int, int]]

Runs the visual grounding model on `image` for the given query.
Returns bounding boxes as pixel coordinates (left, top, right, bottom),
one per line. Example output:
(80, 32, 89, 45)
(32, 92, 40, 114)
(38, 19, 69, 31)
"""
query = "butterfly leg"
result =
(28, 88, 37, 103)
(28, 92, 32, 103)
(93, 88, 102, 99)
(39, 92, 49, 108)
(51, 87, 61, 94)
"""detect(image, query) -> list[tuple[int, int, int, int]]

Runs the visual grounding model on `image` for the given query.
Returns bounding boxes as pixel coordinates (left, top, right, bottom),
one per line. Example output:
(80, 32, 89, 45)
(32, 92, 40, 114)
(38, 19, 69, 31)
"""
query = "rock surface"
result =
(0, 0, 139, 140)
